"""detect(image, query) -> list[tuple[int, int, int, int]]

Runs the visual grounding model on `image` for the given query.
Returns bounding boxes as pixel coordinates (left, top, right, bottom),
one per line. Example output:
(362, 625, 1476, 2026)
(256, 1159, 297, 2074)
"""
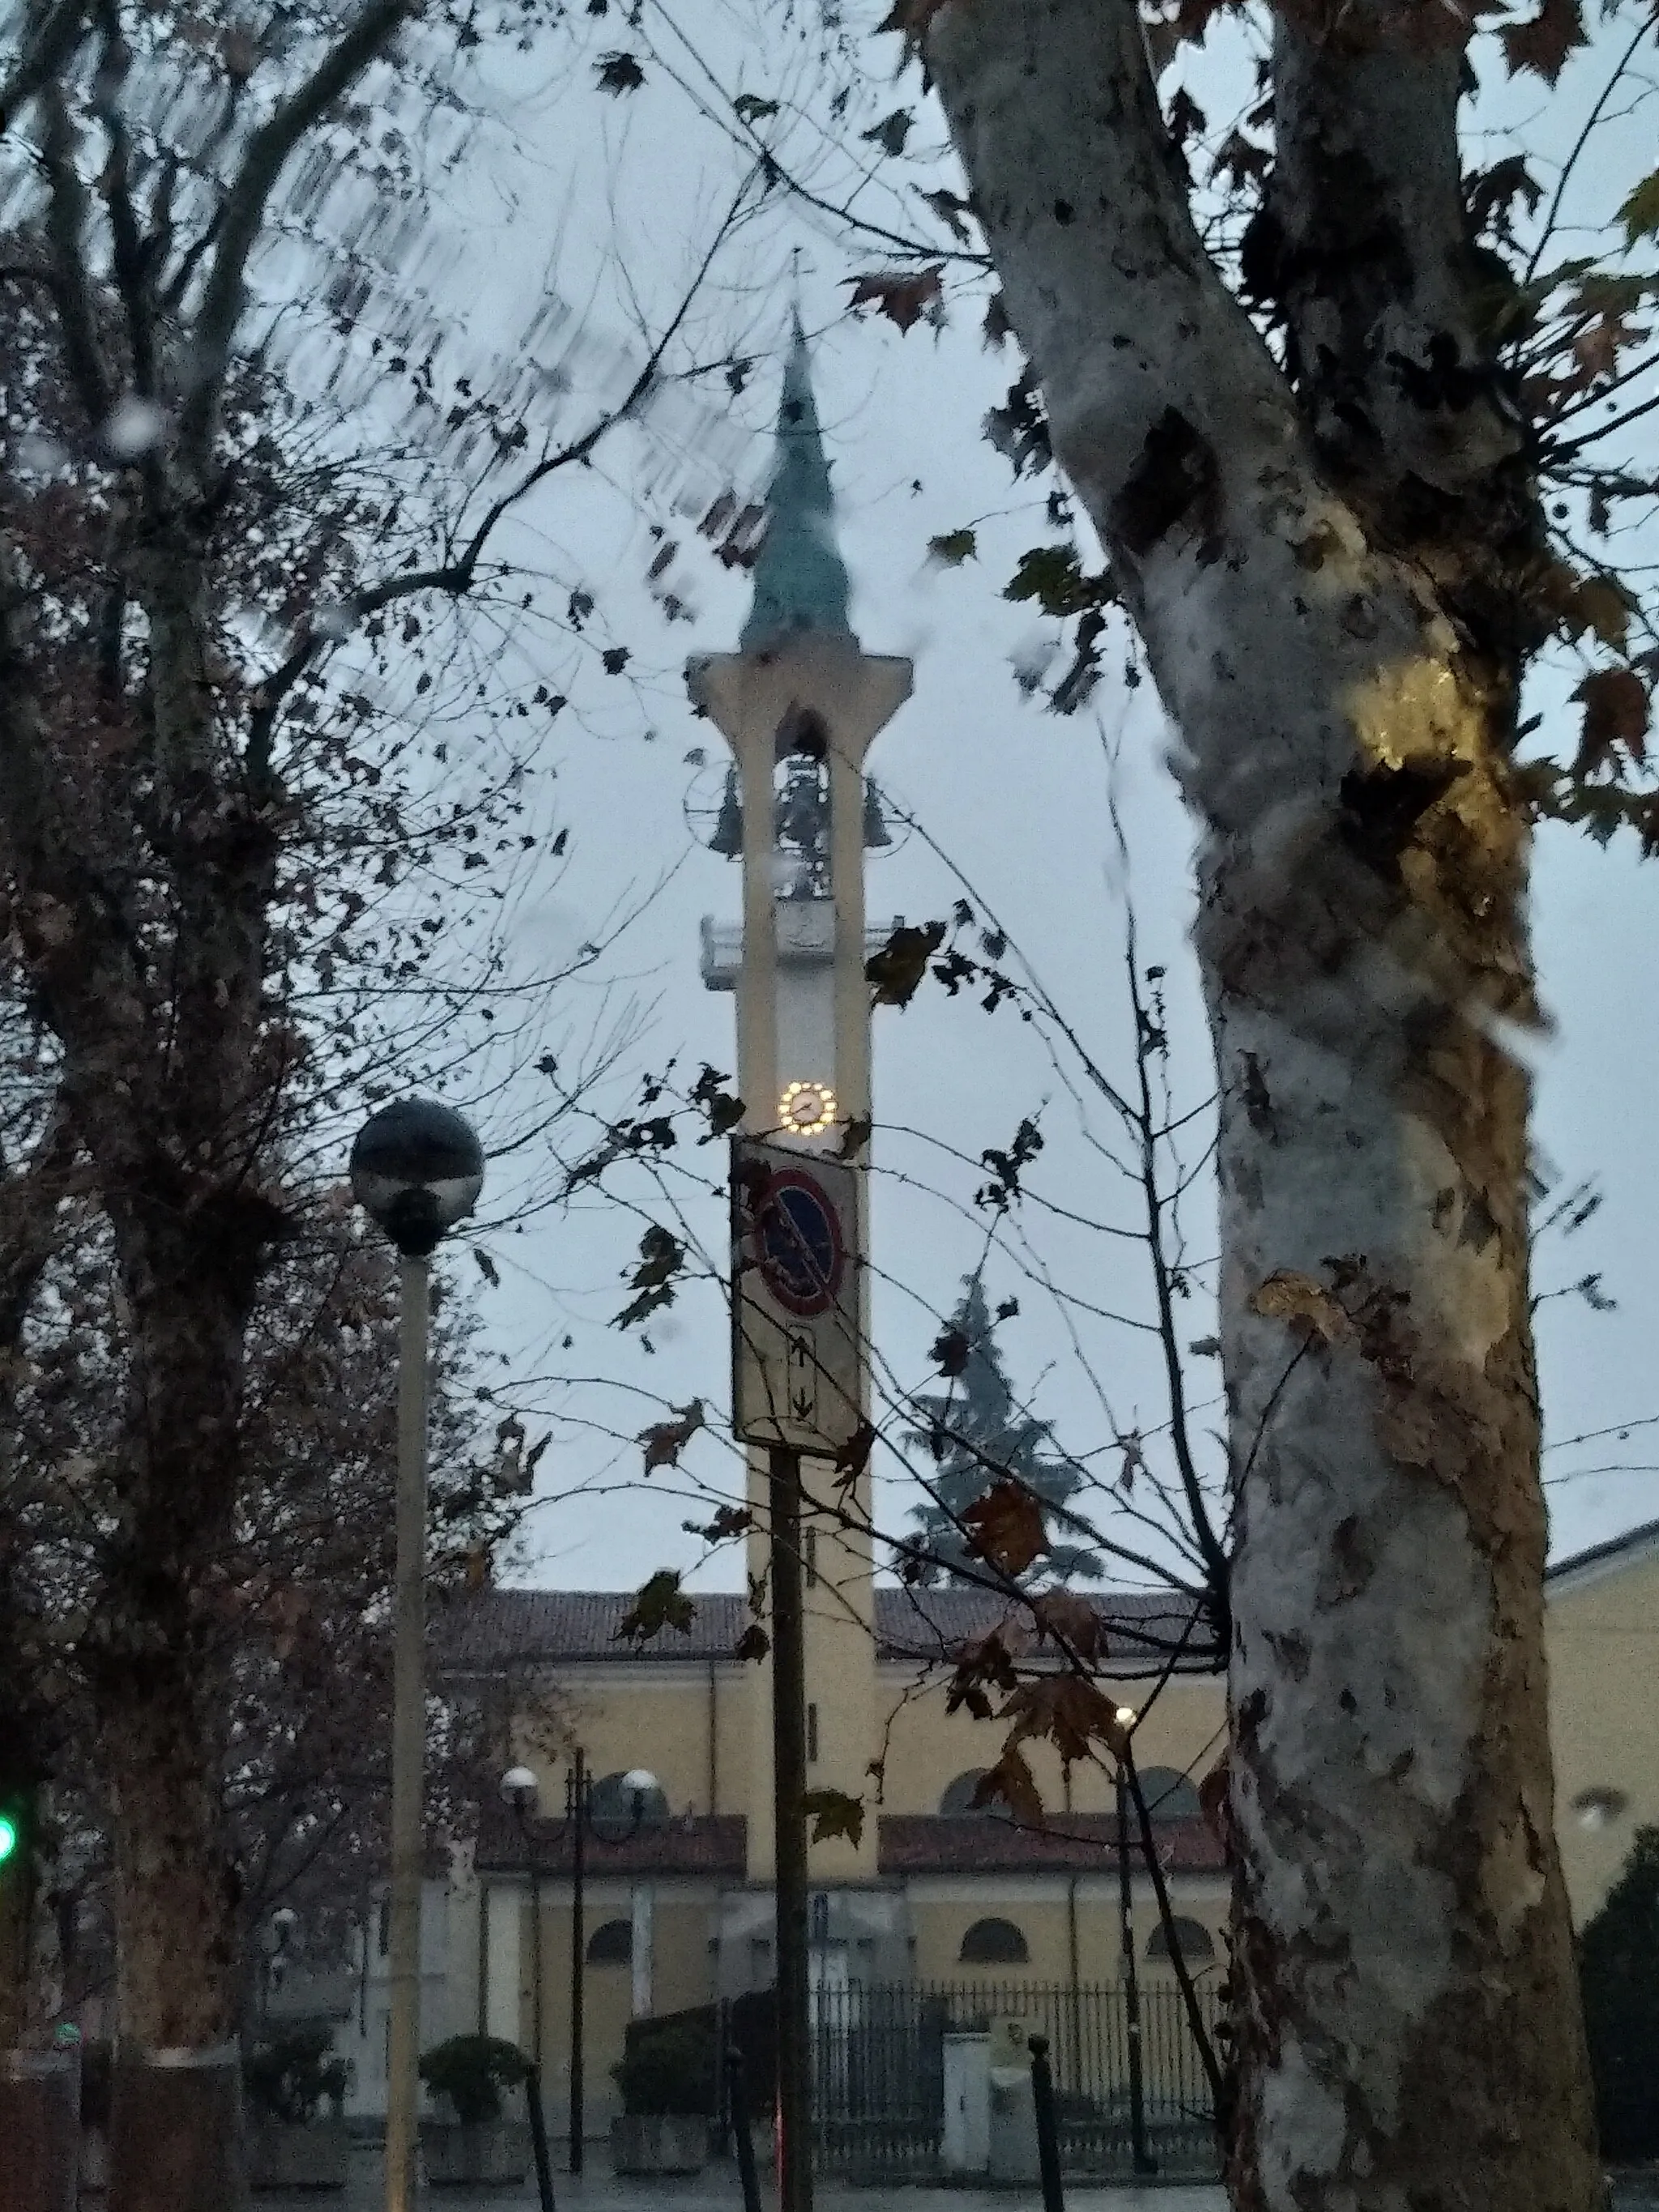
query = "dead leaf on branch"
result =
(861, 108, 915, 157)
(1032, 1589, 1104, 1660)
(595, 50, 646, 93)
(1249, 1270, 1352, 1345)
(866, 921, 945, 1008)
(961, 1480, 1048, 1578)
(1572, 313, 1645, 388)
(844, 267, 945, 334)
(801, 1788, 865, 1848)
(930, 1327, 970, 1377)
(919, 188, 975, 245)
(875, 0, 955, 63)
(834, 1420, 878, 1481)
(838, 1115, 872, 1161)
(616, 1569, 697, 1645)
(1618, 171, 1659, 250)
(1500, 0, 1585, 84)
(1004, 1676, 1128, 1766)
(613, 1224, 687, 1331)
(945, 1626, 1022, 1720)
(928, 528, 978, 567)
(1572, 669, 1651, 775)
(638, 1400, 705, 1473)
(734, 1623, 770, 1664)
(971, 1748, 1044, 1827)
(684, 1503, 753, 1543)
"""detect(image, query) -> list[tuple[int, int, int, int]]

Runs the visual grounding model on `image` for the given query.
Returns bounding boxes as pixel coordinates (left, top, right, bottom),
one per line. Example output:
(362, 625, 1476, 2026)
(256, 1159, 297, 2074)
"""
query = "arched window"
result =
(939, 1771, 1016, 1819)
(939, 1771, 988, 1816)
(586, 1919, 633, 1966)
(1137, 1767, 1201, 1823)
(588, 1772, 670, 1832)
(1145, 1916, 1214, 1966)
(959, 1918, 1030, 1966)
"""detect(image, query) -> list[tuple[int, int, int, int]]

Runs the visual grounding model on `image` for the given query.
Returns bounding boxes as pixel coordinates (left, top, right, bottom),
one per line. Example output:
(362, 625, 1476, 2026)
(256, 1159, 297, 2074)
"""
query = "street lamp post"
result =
(500, 1769, 556, 2212)
(351, 1098, 484, 2212)
(531, 1753, 659, 2174)
(1113, 1707, 1157, 2179)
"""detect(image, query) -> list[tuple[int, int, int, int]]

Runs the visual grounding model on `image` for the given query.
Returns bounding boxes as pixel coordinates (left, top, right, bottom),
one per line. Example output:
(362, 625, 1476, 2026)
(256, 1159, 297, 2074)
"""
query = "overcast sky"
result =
(309, 0, 1659, 1596)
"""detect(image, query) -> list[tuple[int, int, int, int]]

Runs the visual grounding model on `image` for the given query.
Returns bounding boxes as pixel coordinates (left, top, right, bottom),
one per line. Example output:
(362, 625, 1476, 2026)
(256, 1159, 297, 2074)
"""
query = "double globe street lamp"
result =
(499, 1756, 662, 2177)
(350, 1099, 484, 2212)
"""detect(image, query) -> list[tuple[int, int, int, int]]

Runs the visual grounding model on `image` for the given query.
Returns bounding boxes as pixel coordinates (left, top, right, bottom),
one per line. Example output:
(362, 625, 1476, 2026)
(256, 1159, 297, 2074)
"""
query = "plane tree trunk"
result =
(924, 2, 1598, 2204)
(2, 518, 281, 2212)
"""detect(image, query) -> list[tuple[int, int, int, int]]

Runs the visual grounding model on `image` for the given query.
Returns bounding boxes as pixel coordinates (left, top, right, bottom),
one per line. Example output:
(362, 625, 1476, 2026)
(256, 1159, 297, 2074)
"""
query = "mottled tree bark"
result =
(926, 0, 1597, 2204)
(2, 535, 275, 2212)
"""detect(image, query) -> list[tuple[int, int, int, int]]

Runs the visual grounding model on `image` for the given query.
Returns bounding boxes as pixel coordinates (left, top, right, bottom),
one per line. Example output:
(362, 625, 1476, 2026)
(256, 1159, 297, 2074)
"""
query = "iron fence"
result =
(807, 1979, 1222, 2182)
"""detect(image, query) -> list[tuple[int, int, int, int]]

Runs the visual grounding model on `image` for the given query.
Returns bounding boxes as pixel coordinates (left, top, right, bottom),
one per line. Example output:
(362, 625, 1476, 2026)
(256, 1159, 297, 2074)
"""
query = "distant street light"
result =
(499, 1769, 556, 2212)
(527, 1750, 661, 2174)
(351, 1098, 483, 2212)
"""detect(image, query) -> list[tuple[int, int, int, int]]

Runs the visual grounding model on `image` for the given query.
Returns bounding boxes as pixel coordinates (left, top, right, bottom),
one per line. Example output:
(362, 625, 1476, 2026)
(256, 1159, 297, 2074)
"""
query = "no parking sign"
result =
(731, 1138, 863, 1456)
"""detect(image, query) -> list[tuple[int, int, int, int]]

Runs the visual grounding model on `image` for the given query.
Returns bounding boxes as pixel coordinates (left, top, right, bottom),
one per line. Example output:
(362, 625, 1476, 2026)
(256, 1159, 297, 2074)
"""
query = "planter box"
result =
(418, 2119, 531, 2187)
(611, 2113, 709, 2176)
(248, 2116, 351, 2190)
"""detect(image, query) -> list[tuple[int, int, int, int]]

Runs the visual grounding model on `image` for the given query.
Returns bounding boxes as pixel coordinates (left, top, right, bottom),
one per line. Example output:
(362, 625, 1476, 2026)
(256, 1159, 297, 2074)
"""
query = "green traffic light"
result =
(0, 1814, 18, 1865)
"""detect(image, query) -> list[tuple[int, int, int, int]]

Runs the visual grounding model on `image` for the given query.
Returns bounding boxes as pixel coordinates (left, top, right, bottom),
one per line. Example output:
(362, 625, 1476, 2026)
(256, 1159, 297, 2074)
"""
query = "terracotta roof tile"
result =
(437, 1586, 1218, 1677)
(876, 1813, 1224, 1877)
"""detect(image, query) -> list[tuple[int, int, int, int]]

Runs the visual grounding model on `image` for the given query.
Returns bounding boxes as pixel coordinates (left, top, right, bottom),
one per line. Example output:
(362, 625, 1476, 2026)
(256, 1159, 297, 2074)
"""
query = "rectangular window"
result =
(377, 1897, 390, 1957)
(804, 1530, 818, 1586)
(807, 1703, 819, 1762)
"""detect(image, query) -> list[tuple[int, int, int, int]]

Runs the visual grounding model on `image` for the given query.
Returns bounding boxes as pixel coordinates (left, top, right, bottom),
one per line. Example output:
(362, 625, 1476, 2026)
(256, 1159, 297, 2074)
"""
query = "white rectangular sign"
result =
(731, 1136, 864, 1458)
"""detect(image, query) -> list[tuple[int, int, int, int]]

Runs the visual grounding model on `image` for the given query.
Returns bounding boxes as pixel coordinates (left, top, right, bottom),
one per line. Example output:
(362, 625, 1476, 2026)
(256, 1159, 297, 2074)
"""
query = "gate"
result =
(807, 1980, 1222, 2182)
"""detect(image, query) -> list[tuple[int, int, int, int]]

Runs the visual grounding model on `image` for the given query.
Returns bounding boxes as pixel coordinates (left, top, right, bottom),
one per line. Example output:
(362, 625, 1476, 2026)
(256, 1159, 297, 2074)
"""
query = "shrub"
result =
(418, 2034, 529, 2126)
(244, 2027, 349, 2125)
(1580, 1824, 1659, 2159)
(612, 2013, 716, 2116)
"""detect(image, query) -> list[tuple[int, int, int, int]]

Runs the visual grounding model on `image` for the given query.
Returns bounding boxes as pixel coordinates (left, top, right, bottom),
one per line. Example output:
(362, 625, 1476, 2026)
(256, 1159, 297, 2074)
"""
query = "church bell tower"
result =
(687, 321, 912, 1972)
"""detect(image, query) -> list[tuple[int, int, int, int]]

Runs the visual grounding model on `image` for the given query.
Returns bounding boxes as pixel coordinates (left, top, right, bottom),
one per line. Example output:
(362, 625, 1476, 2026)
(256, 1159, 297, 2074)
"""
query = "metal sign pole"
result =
(769, 1444, 812, 2212)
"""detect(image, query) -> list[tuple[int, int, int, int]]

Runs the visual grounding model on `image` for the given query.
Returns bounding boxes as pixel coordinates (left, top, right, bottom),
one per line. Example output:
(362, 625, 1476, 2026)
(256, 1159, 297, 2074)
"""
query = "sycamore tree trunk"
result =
(97, 1230, 268, 2212)
(926, 1, 1598, 2204)
(3, 531, 280, 2210)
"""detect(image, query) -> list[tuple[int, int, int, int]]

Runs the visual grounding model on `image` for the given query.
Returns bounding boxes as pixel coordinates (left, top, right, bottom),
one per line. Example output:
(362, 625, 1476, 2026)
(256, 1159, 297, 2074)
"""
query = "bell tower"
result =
(688, 321, 911, 1968)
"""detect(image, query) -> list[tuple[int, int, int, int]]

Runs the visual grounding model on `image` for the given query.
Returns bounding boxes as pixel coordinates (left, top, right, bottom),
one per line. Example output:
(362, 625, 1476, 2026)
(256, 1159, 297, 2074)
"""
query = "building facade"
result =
(443, 1582, 1228, 2137)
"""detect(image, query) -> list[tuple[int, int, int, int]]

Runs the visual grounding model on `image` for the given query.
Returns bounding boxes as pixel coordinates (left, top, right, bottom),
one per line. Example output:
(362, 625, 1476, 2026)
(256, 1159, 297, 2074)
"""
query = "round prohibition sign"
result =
(748, 1166, 847, 1318)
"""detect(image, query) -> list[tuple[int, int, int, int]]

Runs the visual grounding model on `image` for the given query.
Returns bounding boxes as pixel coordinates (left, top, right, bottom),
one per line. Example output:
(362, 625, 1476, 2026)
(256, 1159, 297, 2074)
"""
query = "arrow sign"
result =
(732, 1139, 862, 1457)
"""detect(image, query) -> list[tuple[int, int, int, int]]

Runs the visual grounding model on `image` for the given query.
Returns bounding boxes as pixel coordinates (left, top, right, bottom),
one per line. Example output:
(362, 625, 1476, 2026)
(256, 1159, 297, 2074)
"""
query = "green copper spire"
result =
(740, 319, 855, 654)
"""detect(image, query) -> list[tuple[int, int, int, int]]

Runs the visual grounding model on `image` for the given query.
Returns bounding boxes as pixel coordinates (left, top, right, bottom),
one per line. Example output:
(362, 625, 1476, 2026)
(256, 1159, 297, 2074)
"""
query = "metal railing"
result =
(806, 1979, 1222, 2181)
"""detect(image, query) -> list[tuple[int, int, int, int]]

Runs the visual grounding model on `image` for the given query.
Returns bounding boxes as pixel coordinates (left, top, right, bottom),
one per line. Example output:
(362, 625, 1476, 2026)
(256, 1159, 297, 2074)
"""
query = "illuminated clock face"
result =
(778, 1080, 838, 1137)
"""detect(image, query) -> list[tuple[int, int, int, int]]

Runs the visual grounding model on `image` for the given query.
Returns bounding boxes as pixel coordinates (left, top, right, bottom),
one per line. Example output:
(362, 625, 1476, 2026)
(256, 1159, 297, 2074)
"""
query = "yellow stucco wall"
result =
(1548, 1544, 1659, 1925)
(873, 1668, 1226, 1818)
(518, 1890, 716, 2131)
(510, 1656, 1226, 1825)
(904, 1881, 1228, 1987)
(512, 1667, 754, 1820)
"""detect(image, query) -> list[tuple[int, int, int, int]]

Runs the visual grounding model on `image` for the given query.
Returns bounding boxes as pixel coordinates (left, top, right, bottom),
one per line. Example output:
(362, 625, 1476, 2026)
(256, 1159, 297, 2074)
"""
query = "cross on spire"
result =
(740, 318, 856, 656)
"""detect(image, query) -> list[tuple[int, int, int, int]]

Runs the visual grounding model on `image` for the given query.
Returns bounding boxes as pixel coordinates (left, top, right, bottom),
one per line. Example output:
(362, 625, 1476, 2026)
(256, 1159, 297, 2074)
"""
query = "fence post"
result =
(524, 2061, 557, 2212)
(1028, 2034, 1066, 2212)
(714, 1997, 731, 2159)
(728, 2039, 764, 2212)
